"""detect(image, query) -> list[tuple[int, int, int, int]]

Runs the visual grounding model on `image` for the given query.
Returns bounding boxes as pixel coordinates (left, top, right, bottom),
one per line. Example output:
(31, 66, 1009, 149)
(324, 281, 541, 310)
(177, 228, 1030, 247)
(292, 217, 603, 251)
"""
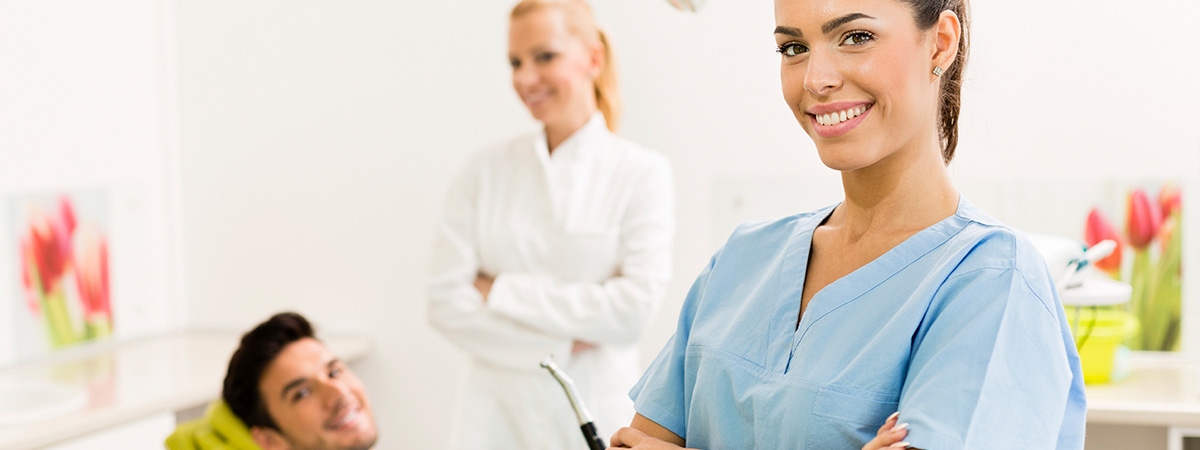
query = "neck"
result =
(544, 107, 597, 153)
(830, 138, 958, 239)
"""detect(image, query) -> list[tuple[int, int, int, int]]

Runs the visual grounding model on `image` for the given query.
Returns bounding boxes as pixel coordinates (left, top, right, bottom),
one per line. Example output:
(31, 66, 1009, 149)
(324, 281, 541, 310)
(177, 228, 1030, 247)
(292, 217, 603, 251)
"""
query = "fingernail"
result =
(891, 422, 909, 433)
(887, 411, 900, 422)
(889, 442, 910, 449)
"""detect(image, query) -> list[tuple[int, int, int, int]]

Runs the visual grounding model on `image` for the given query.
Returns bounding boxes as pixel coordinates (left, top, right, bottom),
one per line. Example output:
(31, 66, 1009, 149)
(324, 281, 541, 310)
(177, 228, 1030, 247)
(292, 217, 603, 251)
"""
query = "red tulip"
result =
(52, 200, 75, 273)
(24, 208, 67, 293)
(19, 237, 39, 313)
(1160, 182, 1182, 222)
(72, 223, 111, 321)
(1160, 216, 1177, 253)
(58, 196, 77, 236)
(1085, 208, 1123, 274)
(1127, 189, 1161, 250)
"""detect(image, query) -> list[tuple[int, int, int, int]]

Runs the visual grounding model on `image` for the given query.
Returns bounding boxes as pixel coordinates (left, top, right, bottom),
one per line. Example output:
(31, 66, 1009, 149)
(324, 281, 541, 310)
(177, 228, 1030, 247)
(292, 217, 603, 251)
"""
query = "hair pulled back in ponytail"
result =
(900, 0, 969, 164)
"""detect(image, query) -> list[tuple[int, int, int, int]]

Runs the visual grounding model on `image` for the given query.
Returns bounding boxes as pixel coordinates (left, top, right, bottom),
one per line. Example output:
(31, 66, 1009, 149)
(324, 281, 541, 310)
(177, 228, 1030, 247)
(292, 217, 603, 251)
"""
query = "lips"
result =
(325, 405, 363, 431)
(523, 90, 552, 108)
(805, 101, 874, 139)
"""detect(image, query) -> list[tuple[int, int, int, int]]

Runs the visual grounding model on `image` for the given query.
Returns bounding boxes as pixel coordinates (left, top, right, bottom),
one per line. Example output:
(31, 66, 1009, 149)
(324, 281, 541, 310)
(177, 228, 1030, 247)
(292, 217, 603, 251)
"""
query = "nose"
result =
(803, 49, 842, 97)
(512, 62, 536, 91)
(319, 378, 354, 409)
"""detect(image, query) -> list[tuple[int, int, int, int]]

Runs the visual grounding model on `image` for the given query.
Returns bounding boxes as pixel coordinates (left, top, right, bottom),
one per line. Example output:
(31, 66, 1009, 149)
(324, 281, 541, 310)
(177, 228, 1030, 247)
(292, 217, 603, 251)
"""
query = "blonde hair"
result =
(511, 0, 620, 133)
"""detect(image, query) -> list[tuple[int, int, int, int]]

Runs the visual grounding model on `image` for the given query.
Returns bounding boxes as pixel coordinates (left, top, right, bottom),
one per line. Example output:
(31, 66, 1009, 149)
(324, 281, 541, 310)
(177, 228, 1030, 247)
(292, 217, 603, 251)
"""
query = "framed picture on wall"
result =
(9, 190, 112, 359)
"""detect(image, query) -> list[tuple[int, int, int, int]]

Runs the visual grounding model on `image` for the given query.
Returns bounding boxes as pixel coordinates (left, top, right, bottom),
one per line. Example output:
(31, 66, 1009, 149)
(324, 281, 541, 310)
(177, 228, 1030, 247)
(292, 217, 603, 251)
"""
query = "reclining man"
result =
(223, 312, 379, 450)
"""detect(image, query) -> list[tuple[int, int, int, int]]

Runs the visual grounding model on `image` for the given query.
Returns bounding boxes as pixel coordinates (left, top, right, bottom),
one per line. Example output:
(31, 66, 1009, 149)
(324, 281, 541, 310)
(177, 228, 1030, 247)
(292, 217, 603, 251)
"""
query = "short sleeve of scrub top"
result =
(629, 198, 1086, 450)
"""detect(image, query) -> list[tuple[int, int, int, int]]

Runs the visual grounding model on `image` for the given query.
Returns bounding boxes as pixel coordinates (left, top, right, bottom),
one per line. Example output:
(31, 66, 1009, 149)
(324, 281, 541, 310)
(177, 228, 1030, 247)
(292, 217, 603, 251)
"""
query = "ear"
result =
(588, 40, 606, 79)
(931, 10, 961, 75)
(251, 426, 291, 450)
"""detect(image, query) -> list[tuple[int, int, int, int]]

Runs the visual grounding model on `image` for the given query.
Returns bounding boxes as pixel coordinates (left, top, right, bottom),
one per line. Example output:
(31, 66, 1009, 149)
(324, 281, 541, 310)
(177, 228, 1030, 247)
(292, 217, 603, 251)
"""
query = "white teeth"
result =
(526, 92, 550, 105)
(815, 105, 869, 126)
(330, 408, 359, 429)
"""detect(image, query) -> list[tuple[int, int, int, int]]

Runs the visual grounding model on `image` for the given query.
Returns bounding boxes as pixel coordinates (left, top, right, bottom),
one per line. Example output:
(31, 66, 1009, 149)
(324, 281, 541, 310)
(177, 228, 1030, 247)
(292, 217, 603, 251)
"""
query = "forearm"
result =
(630, 413, 686, 446)
(428, 280, 572, 370)
(487, 273, 667, 345)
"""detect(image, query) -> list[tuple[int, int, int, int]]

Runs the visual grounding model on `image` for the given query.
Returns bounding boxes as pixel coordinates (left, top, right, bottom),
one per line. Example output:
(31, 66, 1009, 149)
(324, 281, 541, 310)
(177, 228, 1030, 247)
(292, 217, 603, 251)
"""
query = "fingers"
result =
(864, 412, 910, 450)
(610, 426, 646, 449)
(884, 419, 909, 449)
(877, 411, 900, 435)
(572, 340, 595, 354)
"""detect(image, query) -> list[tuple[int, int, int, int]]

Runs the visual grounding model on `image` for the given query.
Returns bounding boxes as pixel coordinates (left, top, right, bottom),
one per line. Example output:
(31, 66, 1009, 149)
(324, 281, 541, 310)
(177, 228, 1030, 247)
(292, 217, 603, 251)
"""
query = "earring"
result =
(932, 66, 944, 77)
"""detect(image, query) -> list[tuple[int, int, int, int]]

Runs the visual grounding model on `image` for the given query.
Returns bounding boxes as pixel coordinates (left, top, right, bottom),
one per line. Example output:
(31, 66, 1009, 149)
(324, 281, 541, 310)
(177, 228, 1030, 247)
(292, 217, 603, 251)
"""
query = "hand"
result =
(609, 427, 696, 449)
(862, 412, 909, 450)
(572, 340, 595, 355)
(474, 274, 494, 302)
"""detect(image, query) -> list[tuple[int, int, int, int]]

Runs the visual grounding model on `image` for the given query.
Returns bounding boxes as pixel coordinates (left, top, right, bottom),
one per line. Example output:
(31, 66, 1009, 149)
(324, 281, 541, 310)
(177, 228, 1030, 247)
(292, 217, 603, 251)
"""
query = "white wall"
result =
(176, 1, 1200, 448)
(0, 0, 182, 365)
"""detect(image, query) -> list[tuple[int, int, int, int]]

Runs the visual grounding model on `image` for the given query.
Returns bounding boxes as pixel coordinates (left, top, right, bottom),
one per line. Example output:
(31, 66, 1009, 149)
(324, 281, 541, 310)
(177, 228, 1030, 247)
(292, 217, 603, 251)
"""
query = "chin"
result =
(526, 102, 561, 124)
(333, 430, 378, 450)
(813, 144, 880, 172)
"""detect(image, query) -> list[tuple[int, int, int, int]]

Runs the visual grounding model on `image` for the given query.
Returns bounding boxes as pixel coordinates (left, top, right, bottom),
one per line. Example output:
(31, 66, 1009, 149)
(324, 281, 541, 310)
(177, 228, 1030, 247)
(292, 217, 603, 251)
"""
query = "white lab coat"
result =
(428, 113, 674, 450)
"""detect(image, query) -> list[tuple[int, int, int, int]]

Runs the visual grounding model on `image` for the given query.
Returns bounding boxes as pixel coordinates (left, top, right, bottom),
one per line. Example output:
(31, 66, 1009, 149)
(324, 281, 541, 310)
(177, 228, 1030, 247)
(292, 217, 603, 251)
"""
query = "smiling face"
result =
(254, 338, 377, 450)
(509, 8, 602, 131)
(775, 0, 946, 172)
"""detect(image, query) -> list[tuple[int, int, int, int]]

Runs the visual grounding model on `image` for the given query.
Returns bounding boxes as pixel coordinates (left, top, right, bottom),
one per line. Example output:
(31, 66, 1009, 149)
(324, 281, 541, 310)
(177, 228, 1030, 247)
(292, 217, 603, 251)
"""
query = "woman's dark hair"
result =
(222, 312, 315, 430)
(901, 0, 969, 164)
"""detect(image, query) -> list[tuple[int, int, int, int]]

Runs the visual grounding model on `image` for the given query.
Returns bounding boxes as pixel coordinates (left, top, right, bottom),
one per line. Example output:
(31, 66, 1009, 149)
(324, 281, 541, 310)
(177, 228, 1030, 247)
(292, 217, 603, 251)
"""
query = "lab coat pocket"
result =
(805, 386, 899, 449)
(560, 229, 620, 281)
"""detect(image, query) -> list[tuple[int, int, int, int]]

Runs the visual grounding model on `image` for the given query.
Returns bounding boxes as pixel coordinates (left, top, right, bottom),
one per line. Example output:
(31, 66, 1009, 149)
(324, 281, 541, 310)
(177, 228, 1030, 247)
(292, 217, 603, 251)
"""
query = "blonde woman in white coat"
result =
(427, 1, 675, 449)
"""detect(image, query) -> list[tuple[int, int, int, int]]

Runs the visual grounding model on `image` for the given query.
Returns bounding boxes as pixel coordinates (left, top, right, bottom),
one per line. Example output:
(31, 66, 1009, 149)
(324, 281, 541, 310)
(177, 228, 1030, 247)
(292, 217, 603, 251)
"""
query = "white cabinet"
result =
(1169, 427, 1200, 450)
(45, 413, 175, 450)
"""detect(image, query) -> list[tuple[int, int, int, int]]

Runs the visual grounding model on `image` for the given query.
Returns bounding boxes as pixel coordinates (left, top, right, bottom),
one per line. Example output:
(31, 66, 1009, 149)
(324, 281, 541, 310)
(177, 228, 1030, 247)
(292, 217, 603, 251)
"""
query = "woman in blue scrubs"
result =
(610, 0, 1087, 448)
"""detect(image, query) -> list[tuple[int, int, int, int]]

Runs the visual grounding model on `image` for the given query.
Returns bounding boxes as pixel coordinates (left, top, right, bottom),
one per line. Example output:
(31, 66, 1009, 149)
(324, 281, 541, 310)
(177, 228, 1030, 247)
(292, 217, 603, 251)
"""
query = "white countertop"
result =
(1085, 354, 1200, 427)
(0, 330, 373, 450)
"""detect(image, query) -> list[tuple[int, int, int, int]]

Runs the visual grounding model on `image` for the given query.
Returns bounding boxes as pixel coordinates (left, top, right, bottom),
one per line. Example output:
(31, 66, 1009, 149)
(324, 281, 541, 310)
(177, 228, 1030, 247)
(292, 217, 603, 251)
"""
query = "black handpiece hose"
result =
(541, 356, 608, 450)
(580, 421, 606, 450)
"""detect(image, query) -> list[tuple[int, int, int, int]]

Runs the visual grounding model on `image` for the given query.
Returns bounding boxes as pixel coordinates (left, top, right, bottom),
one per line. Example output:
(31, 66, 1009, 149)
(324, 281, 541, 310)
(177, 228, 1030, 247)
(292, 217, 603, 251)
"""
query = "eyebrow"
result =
(280, 377, 307, 401)
(510, 44, 553, 57)
(279, 359, 341, 401)
(773, 13, 875, 37)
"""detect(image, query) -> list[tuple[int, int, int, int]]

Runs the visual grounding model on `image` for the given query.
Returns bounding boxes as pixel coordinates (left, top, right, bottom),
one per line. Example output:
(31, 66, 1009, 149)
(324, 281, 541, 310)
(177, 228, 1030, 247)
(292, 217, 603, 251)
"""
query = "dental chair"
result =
(165, 400, 261, 450)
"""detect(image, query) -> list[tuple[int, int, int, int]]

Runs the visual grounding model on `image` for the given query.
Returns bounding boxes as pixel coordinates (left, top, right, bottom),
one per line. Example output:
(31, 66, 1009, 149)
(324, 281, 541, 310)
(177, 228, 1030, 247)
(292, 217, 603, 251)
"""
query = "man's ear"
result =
(252, 426, 291, 450)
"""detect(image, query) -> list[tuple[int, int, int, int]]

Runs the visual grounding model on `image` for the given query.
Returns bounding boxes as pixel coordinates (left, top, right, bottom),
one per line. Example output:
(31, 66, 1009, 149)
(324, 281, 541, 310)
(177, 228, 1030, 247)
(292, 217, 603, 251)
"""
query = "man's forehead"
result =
(261, 338, 334, 388)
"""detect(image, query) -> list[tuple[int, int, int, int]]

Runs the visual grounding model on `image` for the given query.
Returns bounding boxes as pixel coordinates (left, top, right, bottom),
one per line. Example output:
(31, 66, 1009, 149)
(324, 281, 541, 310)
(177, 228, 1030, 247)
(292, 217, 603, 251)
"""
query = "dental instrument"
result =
(1057, 239, 1118, 292)
(540, 356, 607, 450)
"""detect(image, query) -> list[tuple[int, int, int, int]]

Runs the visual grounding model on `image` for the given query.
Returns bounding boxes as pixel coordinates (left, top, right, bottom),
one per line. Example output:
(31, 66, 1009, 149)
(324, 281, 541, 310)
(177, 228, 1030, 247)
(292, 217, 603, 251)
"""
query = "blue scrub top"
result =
(630, 198, 1086, 449)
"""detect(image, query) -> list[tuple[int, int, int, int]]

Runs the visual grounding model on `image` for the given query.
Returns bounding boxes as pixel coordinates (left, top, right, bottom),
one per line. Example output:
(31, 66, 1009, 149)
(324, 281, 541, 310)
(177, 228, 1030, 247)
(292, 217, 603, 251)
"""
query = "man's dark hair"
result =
(222, 312, 315, 430)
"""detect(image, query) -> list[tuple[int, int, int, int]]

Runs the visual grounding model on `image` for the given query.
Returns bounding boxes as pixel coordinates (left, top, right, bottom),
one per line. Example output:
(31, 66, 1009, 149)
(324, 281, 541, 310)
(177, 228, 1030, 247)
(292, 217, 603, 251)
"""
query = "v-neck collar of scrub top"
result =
(779, 195, 973, 373)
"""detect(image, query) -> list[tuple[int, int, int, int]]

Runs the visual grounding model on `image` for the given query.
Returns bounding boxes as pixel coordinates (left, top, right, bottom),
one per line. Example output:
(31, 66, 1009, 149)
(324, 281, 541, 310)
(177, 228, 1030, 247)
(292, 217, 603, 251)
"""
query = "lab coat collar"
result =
(533, 112, 608, 165)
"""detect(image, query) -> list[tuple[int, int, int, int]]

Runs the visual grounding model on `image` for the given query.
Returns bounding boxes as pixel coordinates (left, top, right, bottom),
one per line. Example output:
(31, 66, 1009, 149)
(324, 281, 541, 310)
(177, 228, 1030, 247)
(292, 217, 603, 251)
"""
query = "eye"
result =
(292, 387, 311, 402)
(775, 43, 808, 57)
(510, 58, 521, 69)
(330, 367, 343, 378)
(534, 51, 556, 63)
(841, 31, 874, 46)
